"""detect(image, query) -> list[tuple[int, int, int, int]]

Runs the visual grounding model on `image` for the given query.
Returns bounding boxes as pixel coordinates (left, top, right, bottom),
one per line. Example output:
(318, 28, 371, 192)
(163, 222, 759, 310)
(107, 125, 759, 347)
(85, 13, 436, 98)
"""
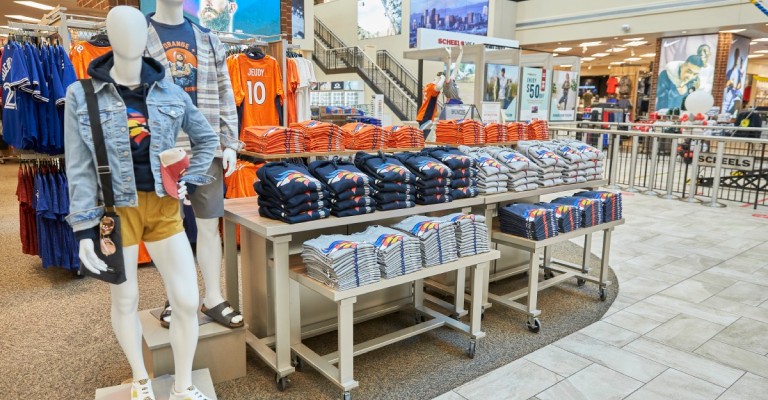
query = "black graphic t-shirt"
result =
(151, 19, 198, 105)
(127, 106, 154, 191)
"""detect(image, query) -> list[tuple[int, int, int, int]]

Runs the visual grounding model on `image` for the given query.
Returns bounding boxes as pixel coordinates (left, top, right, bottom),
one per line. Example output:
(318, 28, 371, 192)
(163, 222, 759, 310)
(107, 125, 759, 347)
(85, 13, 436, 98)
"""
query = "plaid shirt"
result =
(145, 15, 243, 156)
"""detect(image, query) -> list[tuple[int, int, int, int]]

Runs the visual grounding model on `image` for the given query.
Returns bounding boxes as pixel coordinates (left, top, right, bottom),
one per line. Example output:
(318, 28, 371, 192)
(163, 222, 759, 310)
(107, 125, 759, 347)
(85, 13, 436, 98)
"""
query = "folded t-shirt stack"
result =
(385, 125, 425, 148)
(342, 122, 389, 150)
(526, 120, 550, 141)
(498, 203, 559, 240)
(308, 159, 376, 217)
(557, 140, 606, 180)
(484, 123, 508, 143)
(517, 141, 567, 187)
(242, 126, 306, 154)
(534, 202, 581, 233)
(457, 119, 486, 145)
(550, 196, 604, 228)
(574, 191, 623, 222)
(485, 146, 541, 192)
(437, 213, 490, 257)
(393, 216, 459, 267)
(394, 152, 453, 205)
(255, 162, 330, 223)
(354, 152, 417, 211)
(507, 122, 525, 141)
(459, 146, 511, 194)
(290, 120, 345, 151)
(351, 226, 422, 278)
(302, 235, 380, 290)
(423, 146, 478, 199)
(435, 120, 460, 144)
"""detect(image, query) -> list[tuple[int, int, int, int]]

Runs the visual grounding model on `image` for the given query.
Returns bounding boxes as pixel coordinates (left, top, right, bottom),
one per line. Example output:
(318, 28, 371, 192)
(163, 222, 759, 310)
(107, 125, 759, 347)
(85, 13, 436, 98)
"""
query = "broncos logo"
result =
(477, 157, 501, 169)
(578, 198, 594, 209)
(450, 214, 476, 222)
(599, 192, 613, 201)
(554, 206, 571, 218)
(376, 163, 407, 176)
(534, 149, 557, 159)
(417, 160, 448, 174)
(374, 234, 403, 250)
(326, 170, 362, 185)
(527, 209, 548, 219)
(410, 221, 440, 237)
(502, 153, 527, 163)
(276, 170, 318, 188)
(322, 240, 358, 254)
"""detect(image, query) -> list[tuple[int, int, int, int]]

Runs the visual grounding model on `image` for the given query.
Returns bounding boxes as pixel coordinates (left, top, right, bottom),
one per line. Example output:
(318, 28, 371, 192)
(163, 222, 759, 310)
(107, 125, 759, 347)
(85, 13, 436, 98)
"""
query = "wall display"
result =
(550, 71, 578, 121)
(293, 0, 305, 39)
(409, 0, 490, 48)
(519, 67, 549, 121)
(722, 35, 750, 114)
(484, 63, 518, 121)
(358, 0, 403, 39)
(141, 0, 280, 36)
(655, 34, 718, 111)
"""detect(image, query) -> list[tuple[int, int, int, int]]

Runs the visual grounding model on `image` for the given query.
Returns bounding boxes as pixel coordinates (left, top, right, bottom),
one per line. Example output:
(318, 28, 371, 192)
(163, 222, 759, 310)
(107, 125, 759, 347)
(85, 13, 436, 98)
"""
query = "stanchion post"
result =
(682, 139, 703, 203)
(704, 140, 727, 208)
(660, 137, 680, 200)
(625, 135, 641, 192)
(606, 132, 621, 189)
(644, 136, 661, 195)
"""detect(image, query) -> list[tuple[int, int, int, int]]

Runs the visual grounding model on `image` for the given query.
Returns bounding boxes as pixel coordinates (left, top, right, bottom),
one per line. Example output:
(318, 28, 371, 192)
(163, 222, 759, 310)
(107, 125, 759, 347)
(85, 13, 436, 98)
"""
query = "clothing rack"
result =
(37, 6, 107, 53)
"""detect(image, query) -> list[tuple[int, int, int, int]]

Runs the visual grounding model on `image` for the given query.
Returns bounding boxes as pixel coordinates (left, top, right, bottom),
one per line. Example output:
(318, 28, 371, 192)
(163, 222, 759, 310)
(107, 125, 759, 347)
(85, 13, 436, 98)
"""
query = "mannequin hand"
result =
(445, 46, 452, 57)
(178, 181, 191, 205)
(79, 239, 108, 275)
(222, 148, 237, 177)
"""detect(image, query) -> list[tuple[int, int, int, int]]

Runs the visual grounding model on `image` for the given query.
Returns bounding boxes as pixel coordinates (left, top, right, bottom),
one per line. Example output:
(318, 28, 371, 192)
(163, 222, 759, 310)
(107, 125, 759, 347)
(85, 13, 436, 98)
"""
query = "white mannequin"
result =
(151, 0, 242, 327)
(78, 7, 203, 398)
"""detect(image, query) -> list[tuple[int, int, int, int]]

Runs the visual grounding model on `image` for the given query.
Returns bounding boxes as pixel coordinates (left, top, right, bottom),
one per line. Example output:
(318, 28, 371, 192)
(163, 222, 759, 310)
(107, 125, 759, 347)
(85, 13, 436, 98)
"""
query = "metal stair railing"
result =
(376, 49, 419, 102)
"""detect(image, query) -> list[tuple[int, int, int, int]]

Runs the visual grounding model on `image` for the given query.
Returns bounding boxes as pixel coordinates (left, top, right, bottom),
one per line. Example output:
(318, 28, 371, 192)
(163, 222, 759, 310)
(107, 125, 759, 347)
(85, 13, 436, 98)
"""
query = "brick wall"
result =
(711, 33, 733, 110)
(281, 0, 292, 39)
(649, 38, 662, 112)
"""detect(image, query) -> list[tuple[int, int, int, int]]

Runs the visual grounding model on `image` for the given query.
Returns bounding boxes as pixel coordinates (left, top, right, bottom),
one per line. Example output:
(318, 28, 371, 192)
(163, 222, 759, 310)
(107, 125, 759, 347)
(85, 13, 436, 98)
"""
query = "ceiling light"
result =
(553, 53, 559, 57)
(578, 41, 603, 47)
(609, 47, 628, 53)
(13, 1, 55, 11)
(751, 41, 758, 45)
(588, 65, 592, 70)
(608, 65, 612, 70)
(5, 15, 41, 23)
(0, 33, 7, 38)
(754, 38, 768, 42)
(622, 41, 648, 47)
(553, 47, 572, 52)
(610, 61, 625, 65)
(581, 57, 595, 61)
(0, 25, 19, 30)
(622, 37, 644, 41)
(682, 31, 687, 34)
(719, 28, 746, 33)
(592, 53, 609, 57)
(748, 54, 764, 58)
(641, 53, 656, 57)
(756, 50, 768, 53)
(624, 57, 642, 62)
(559, 64, 572, 68)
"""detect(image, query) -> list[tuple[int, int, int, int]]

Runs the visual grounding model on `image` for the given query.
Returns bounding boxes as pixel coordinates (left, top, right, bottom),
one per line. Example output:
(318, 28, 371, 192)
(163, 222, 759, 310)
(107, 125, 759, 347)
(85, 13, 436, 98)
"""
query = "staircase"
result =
(313, 18, 418, 121)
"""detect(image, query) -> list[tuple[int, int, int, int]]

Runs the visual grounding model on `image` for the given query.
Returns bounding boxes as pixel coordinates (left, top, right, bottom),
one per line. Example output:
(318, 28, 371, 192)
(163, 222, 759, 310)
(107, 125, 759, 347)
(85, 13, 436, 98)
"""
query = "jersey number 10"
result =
(246, 81, 266, 105)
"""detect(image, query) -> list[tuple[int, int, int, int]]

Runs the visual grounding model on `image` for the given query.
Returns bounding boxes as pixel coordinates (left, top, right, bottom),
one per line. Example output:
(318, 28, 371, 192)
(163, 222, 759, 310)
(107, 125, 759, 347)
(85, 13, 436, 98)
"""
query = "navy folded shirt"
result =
(259, 206, 331, 224)
(354, 152, 416, 183)
(255, 162, 326, 199)
(308, 159, 371, 194)
(422, 147, 475, 170)
(393, 152, 453, 181)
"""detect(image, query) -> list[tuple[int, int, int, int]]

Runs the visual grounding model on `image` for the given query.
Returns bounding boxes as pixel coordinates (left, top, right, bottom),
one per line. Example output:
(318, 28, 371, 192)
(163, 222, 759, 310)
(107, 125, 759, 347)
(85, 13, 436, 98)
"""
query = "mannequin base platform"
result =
(140, 309, 246, 384)
(94, 368, 217, 400)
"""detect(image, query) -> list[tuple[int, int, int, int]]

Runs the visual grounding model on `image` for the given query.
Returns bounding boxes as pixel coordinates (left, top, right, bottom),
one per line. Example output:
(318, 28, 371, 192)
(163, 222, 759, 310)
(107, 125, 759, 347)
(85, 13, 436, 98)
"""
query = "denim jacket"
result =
(64, 78, 217, 232)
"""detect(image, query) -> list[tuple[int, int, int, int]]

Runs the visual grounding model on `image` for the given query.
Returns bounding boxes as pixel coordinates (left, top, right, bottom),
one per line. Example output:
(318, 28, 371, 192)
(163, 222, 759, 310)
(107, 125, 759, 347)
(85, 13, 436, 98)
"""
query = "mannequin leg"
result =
(196, 217, 224, 308)
(145, 232, 200, 390)
(109, 245, 150, 381)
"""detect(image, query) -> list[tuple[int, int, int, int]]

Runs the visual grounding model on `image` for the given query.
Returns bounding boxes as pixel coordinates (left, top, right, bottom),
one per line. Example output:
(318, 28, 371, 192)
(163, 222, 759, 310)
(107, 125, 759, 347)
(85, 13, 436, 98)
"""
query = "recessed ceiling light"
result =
(553, 47, 572, 52)
(559, 64, 572, 68)
(641, 53, 656, 57)
(13, 1, 55, 11)
(752, 41, 758, 45)
(622, 41, 648, 47)
(748, 54, 764, 58)
(610, 61, 625, 65)
(682, 31, 687, 34)
(581, 57, 596, 61)
(592, 53, 609, 57)
(579, 41, 603, 47)
(622, 37, 644, 41)
(756, 50, 768, 53)
(719, 29, 746, 33)
(614, 37, 618, 40)
(609, 47, 628, 53)
(624, 57, 642, 62)
(754, 38, 768, 42)
(5, 15, 41, 23)
(553, 53, 559, 57)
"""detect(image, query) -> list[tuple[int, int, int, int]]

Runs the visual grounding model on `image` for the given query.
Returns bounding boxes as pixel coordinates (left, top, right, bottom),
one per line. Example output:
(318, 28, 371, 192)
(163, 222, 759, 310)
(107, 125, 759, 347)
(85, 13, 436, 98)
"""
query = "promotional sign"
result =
(358, 0, 402, 39)
(484, 63, 518, 121)
(415, 28, 518, 50)
(519, 67, 549, 121)
(698, 153, 754, 171)
(410, 0, 490, 48)
(140, 0, 280, 36)
(481, 102, 501, 123)
(292, 0, 305, 39)
(444, 104, 473, 120)
(722, 35, 750, 114)
(550, 71, 579, 121)
(371, 94, 385, 120)
(656, 34, 718, 111)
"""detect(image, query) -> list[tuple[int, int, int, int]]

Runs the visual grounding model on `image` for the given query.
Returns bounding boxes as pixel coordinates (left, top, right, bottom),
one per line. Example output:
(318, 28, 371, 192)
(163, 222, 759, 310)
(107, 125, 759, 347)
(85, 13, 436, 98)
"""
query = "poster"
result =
(722, 35, 750, 114)
(358, 0, 403, 39)
(140, 0, 280, 36)
(484, 63, 518, 121)
(453, 62, 475, 106)
(292, 0, 305, 39)
(409, 0, 490, 48)
(655, 34, 718, 111)
(519, 67, 549, 121)
(550, 71, 579, 121)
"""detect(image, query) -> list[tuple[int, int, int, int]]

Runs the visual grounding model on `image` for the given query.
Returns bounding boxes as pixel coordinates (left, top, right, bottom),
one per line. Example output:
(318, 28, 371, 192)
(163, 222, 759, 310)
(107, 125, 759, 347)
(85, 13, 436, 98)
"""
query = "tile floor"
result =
(434, 192, 768, 400)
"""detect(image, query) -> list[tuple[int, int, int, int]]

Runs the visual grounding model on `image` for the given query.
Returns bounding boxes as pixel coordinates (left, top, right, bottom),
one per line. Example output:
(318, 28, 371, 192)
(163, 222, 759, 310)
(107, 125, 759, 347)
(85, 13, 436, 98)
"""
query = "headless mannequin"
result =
(78, 6, 201, 396)
(151, 0, 242, 326)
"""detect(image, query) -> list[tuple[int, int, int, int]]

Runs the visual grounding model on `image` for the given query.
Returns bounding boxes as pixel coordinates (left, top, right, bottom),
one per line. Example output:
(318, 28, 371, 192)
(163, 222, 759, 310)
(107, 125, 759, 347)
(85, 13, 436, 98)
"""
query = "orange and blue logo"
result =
(410, 221, 439, 236)
(374, 234, 403, 250)
(326, 170, 364, 185)
(534, 149, 557, 159)
(451, 214, 476, 222)
(276, 170, 319, 188)
(376, 163, 407, 177)
(578, 198, 593, 209)
(323, 240, 358, 254)
(417, 160, 447, 175)
(477, 157, 501, 169)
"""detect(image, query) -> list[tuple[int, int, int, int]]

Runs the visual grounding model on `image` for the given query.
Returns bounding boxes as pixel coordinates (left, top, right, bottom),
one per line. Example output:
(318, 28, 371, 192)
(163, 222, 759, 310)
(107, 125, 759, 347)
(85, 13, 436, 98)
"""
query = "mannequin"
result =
(148, 0, 244, 328)
(66, 7, 218, 399)
(443, 45, 464, 105)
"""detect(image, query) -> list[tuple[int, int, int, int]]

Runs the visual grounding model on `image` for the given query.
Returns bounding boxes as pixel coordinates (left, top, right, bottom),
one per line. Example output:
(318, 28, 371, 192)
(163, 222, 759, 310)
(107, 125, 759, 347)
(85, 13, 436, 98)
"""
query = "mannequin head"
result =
(199, 0, 238, 32)
(106, 6, 147, 59)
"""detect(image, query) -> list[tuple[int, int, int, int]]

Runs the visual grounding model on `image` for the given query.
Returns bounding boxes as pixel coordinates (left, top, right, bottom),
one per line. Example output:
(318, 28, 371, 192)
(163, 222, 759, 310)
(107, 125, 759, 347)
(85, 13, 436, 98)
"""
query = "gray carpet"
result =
(0, 164, 618, 400)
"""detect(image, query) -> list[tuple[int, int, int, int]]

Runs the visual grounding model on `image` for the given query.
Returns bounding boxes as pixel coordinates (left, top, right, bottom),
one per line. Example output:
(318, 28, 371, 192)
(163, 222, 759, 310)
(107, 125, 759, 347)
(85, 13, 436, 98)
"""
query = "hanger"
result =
(245, 45, 265, 59)
(88, 32, 110, 47)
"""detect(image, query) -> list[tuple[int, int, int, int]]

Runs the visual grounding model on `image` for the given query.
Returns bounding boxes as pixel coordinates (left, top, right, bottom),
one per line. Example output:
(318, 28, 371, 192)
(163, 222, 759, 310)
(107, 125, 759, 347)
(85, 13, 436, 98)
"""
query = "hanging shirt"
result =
(417, 82, 440, 124)
(1, 43, 30, 149)
(228, 53, 284, 132)
(606, 76, 619, 94)
(70, 41, 112, 79)
(150, 19, 199, 105)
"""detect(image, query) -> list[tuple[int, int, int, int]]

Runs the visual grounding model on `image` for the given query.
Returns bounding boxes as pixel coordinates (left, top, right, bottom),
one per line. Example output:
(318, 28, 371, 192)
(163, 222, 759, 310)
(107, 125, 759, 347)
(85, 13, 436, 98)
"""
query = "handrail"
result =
(547, 125, 768, 144)
(376, 49, 418, 100)
(550, 121, 768, 133)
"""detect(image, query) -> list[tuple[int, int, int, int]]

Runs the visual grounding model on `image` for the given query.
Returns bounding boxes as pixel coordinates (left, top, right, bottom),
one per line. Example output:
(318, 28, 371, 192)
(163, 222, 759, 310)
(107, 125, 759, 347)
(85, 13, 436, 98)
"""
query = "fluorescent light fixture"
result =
(13, 1, 55, 11)
(610, 61, 625, 65)
(753, 38, 768, 42)
(622, 37, 644, 41)
(578, 41, 603, 47)
(581, 57, 595, 61)
(751, 41, 758, 45)
(592, 53, 609, 57)
(641, 53, 656, 57)
(719, 28, 746, 33)
(624, 57, 642, 61)
(609, 47, 628, 53)
(748, 54, 764, 58)
(755, 50, 768, 53)
(5, 15, 41, 23)
(559, 64, 572, 68)
(622, 41, 648, 47)
(553, 47, 572, 52)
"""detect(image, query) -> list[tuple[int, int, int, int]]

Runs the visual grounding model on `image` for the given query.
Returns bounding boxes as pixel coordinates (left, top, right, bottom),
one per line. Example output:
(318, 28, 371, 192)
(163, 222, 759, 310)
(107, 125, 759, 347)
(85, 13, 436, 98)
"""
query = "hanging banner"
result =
(410, 0, 492, 48)
(655, 34, 718, 111)
(484, 63, 519, 122)
(519, 67, 549, 121)
(722, 35, 750, 114)
(550, 71, 579, 121)
(140, 0, 280, 36)
(415, 28, 519, 50)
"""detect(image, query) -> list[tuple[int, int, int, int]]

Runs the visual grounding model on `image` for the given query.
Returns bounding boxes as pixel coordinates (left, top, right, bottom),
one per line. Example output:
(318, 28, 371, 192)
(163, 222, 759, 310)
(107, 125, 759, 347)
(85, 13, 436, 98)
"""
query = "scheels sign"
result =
(417, 28, 519, 50)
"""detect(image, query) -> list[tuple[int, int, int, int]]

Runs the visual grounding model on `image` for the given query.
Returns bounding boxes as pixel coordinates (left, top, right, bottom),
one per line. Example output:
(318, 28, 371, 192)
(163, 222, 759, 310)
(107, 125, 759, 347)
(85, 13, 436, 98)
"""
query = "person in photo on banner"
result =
(723, 47, 746, 114)
(656, 55, 704, 110)
(557, 72, 571, 110)
(498, 68, 511, 109)
(198, 0, 238, 32)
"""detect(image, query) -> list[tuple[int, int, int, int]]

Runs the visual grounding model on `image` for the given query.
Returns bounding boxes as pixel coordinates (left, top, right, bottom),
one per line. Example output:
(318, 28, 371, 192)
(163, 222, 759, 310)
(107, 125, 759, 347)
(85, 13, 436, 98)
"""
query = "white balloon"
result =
(685, 90, 714, 114)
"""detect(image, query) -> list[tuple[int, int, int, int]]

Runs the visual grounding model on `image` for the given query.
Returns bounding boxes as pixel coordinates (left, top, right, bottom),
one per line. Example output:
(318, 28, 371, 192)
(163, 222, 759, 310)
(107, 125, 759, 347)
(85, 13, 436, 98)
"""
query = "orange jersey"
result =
(286, 58, 300, 125)
(228, 54, 284, 133)
(70, 41, 112, 79)
(416, 83, 440, 122)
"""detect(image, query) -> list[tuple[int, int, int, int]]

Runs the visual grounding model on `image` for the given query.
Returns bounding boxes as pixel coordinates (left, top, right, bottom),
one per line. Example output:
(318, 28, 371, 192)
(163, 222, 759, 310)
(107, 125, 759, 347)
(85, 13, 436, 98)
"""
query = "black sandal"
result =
(201, 301, 244, 328)
(160, 300, 171, 329)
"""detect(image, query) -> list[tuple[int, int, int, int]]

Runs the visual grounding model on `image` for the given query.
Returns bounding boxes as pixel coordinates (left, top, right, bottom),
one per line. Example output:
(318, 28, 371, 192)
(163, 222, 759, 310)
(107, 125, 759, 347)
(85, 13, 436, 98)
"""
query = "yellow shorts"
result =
(116, 191, 184, 247)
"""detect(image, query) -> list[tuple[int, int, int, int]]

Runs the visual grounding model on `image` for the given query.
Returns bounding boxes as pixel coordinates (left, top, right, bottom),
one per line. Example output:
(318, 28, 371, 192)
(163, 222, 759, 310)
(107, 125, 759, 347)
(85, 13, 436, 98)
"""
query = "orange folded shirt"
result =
(242, 126, 306, 154)
(342, 123, 389, 150)
(435, 120, 461, 144)
(290, 120, 346, 151)
(457, 119, 486, 145)
(224, 160, 263, 245)
(384, 125, 425, 148)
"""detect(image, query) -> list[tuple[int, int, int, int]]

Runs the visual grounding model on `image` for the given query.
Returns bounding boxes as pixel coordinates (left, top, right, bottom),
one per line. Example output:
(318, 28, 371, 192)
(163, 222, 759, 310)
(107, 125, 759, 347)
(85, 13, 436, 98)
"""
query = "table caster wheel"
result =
(467, 340, 477, 359)
(543, 271, 552, 280)
(449, 312, 460, 320)
(526, 318, 541, 333)
(599, 287, 607, 301)
(342, 391, 352, 400)
(292, 356, 304, 372)
(275, 374, 288, 391)
(577, 278, 586, 287)
(415, 313, 426, 324)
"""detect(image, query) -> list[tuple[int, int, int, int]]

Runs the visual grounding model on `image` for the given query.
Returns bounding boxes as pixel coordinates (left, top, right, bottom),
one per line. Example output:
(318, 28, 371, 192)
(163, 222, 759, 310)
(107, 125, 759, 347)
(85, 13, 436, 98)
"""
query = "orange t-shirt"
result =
(416, 83, 440, 122)
(285, 59, 300, 125)
(70, 41, 112, 79)
(228, 54, 284, 133)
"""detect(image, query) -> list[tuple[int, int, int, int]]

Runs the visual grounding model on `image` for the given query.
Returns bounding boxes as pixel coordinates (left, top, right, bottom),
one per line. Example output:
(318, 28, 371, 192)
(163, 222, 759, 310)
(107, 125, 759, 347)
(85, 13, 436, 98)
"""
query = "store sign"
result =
(371, 94, 384, 120)
(481, 102, 501, 123)
(698, 153, 754, 171)
(416, 28, 519, 50)
(444, 104, 473, 120)
(330, 81, 345, 91)
(519, 67, 550, 121)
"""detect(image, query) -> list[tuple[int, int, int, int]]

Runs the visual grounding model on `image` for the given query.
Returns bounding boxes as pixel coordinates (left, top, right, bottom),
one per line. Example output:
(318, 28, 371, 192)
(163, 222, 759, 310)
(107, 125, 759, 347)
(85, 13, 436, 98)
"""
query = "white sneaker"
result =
(131, 379, 155, 400)
(170, 385, 211, 400)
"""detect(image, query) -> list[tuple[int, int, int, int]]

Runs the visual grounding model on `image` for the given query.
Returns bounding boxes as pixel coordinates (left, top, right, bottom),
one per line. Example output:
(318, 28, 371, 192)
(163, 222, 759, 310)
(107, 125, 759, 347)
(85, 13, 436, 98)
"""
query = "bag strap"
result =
(81, 79, 116, 210)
